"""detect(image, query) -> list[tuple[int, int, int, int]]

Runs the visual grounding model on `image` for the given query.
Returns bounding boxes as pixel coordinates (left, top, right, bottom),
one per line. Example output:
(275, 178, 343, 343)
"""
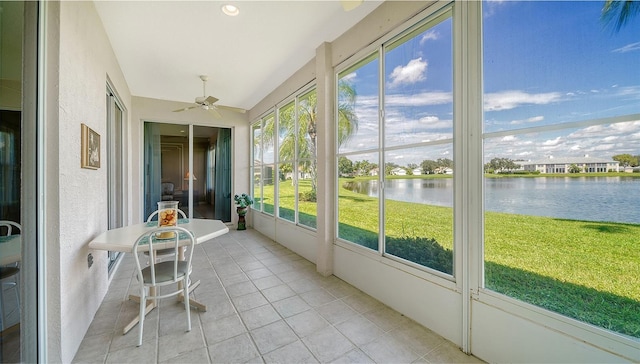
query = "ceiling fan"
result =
(172, 75, 246, 118)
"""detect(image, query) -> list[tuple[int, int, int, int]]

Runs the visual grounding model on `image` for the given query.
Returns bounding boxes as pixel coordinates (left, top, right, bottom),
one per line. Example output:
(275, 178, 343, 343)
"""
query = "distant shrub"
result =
(386, 236, 453, 275)
(300, 190, 317, 202)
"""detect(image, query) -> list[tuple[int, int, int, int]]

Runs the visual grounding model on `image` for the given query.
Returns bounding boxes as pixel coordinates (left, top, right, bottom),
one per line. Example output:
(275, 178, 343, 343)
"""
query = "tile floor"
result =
(73, 228, 483, 364)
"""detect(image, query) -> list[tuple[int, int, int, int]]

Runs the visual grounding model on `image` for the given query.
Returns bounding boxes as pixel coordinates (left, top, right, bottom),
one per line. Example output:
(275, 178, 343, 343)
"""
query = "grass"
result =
(258, 175, 640, 338)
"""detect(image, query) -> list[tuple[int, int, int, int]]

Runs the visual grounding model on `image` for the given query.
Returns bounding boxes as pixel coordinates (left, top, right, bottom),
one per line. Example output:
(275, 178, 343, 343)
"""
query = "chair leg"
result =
(0, 280, 19, 331)
(183, 280, 191, 332)
(137, 289, 146, 347)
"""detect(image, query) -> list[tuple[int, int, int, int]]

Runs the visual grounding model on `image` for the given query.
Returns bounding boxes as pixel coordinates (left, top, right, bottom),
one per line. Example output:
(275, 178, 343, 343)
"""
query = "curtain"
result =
(214, 128, 231, 222)
(143, 122, 162, 219)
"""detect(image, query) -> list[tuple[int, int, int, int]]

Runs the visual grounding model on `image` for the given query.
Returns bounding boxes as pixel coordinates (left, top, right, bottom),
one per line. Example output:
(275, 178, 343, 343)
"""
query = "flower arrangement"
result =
(234, 193, 254, 208)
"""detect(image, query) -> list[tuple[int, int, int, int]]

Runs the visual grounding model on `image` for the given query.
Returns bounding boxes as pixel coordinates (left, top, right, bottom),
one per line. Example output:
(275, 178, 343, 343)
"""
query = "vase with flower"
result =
(234, 193, 254, 230)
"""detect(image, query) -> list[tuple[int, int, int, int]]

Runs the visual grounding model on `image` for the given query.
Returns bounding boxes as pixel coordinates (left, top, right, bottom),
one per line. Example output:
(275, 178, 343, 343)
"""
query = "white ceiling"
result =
(94, 0, 383, 112)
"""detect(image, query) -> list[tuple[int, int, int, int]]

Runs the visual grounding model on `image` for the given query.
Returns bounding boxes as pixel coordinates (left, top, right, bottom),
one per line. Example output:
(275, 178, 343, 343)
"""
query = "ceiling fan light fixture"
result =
(221, 4, 239, 17)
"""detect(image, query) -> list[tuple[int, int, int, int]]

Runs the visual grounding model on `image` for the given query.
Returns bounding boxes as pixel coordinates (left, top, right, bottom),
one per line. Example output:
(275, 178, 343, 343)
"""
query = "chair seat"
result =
(141, 261, 189, 284)
(0, 266, 19, 280)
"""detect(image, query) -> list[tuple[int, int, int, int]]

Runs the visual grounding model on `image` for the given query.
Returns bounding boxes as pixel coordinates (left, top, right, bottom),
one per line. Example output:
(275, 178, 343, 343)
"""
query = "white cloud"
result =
(420, 30, 439, 45)
(542, 137, 562, 146)
(484, 90, 563, 111)
(612, 42, 640, 53)
(614, 85, 640, 99)
(388, 58, 428, 88)
(420, 115, 440, 123)
(385, 91, 452, 106)
(341, 72, 357, 83)
(510, 115, 544, 125)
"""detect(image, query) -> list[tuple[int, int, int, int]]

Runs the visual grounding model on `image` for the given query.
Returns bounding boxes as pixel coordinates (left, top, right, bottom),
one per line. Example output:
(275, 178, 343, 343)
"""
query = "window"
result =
(276, 88, 319, 229)
(253, 87, 319, 228)
(337, 54, 380, 250)
(482, 0, 640, 338)
(251, 113, 275, 215)
(336, 7, 454, 275)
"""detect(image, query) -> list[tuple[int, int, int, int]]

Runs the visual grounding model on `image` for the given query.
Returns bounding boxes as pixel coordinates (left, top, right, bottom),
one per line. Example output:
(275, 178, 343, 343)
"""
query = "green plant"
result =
(234, 193, 254, 208)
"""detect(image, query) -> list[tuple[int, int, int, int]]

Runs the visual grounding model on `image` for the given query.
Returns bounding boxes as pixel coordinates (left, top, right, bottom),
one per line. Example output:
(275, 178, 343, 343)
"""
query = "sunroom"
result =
(3, 0, 639, 362)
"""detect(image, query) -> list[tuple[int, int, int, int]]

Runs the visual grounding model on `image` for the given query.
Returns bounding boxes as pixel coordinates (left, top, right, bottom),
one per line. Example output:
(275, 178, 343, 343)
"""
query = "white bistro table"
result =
(88, 218, 229, 334)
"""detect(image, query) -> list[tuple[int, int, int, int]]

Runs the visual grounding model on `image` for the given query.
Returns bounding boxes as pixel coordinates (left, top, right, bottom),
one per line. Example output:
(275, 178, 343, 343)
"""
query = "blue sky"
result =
(340, 1, 640, 166)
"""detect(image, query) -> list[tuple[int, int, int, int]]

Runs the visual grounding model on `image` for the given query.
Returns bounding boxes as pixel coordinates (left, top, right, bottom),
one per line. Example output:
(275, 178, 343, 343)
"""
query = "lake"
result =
(343, 176, 640, 224)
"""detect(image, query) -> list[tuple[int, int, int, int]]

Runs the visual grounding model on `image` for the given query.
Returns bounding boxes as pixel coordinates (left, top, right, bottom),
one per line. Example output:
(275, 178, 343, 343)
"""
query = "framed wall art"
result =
(81, 123, 100, 169)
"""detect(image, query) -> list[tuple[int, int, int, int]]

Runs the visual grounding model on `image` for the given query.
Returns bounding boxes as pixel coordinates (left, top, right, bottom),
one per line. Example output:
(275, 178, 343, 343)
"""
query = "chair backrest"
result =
(132, 226, 195, 287)
(146, 208, 187, 223)
(161, 182, 174, 194)
(0, 221, 21, 236)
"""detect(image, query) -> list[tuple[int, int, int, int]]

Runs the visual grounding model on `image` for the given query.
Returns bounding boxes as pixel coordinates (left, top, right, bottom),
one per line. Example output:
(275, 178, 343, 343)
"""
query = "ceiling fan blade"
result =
(341, 0, 363, 11)
(216, 105, 247, 114)
(172, 105, 198, 112)
(208, 107, 222, 118)
(204, 96, 219, 105)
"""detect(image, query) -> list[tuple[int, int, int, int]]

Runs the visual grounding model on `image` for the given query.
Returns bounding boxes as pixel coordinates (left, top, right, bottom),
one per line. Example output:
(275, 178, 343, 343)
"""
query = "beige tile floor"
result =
(74, 228, 483, 364)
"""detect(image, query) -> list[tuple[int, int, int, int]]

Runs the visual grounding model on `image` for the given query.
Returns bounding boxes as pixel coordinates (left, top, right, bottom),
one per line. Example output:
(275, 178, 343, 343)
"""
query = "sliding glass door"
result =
(143, 122, 231, 222)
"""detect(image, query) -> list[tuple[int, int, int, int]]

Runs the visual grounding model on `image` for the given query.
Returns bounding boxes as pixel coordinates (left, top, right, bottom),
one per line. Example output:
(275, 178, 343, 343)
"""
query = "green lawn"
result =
(260, 175, 640, 338)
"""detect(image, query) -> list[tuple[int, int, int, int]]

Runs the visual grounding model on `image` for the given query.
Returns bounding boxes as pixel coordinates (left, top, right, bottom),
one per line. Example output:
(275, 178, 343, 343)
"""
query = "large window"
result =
(253, 87, 319, 229)
(252, 113, 276, 216)
(276, 88, 319, 229)
(336, 7, 454, 275)
(482, 1, 640, 338)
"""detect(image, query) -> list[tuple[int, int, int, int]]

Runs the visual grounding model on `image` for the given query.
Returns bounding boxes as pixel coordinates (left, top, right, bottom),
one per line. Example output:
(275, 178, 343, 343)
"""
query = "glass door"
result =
(106, 86, 125, 272)
(143, 122, 231, 222)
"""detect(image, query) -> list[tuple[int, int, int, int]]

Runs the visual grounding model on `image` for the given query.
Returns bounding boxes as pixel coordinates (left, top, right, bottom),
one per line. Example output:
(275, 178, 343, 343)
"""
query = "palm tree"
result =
(601, 0, 640, 31)
(275, 81, 359, 195)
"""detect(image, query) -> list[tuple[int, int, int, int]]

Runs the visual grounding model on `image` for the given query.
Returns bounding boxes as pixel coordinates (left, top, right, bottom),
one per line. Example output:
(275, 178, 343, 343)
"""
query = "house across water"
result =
(522, 155, 620, 174)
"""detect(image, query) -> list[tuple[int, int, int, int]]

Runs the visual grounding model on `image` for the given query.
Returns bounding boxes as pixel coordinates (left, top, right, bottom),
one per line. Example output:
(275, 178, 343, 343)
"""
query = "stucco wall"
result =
(53, 1, 132, 362)
(50, 2, 251, 360)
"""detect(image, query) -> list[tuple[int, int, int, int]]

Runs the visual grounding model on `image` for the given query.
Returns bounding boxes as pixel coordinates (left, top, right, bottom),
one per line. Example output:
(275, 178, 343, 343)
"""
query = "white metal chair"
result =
(161, 182, 175, 201)
(0, 221, 21, 331)
(145, 209, 188, 260)
(132, 225, 195, 346)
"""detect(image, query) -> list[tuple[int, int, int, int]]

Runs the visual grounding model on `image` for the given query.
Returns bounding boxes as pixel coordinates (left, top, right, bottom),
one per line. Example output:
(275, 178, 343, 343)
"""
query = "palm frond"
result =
(601, 0, 640, 32)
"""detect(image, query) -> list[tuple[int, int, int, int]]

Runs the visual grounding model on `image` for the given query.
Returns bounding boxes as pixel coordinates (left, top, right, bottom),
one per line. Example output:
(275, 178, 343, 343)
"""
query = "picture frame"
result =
(81, 123, 100, 169)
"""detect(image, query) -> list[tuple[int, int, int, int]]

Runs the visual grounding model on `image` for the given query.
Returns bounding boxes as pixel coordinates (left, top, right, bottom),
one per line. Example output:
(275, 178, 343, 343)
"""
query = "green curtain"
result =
(143, 122, 162, 219)
(214, 128, 231, 222)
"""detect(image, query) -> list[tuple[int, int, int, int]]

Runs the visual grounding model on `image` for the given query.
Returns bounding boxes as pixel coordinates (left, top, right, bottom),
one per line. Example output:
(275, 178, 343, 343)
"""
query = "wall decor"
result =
(81, 123, 100, 169)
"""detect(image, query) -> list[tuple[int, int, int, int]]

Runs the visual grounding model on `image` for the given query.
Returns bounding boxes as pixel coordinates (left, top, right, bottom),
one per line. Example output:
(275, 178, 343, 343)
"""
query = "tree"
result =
(269, 81, 359, 194)
(421, 159, 439, 174)
(338, 157, 354, 177)
(612, 153, 639, 167)
(385, 162, 400, 176)
(354, 159, 377, 176)
(568, 164, 582, 173)
(484, 157, 521, 173)
(437, 158, 453, 169)
(601, 0, 640, 32)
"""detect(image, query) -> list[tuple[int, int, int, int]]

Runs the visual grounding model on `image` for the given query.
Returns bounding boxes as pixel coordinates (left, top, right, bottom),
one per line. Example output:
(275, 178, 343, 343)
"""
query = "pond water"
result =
(343, 176, 640, 224)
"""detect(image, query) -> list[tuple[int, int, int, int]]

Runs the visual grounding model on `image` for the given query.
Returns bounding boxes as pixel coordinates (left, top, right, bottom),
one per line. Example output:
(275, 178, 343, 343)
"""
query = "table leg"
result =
(178, 279, 207, 311)
(123, 287, 158, 335)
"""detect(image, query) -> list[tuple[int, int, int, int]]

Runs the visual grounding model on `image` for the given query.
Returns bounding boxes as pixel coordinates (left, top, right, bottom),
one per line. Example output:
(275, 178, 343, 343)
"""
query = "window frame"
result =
(333, 3, 457, 281)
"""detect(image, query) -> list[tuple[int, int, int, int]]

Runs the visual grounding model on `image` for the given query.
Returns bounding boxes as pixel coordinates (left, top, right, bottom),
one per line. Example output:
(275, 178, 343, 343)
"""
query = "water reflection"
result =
(343, 177, 640, 223)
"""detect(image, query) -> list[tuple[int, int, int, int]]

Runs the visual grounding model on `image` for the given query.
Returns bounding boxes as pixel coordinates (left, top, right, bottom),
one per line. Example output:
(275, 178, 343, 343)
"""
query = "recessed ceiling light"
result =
(221, 4, 239, 17)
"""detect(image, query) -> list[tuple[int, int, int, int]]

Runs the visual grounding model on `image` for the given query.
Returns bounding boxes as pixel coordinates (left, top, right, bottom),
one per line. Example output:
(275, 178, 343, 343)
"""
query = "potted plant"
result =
(234, 193, 254, 230)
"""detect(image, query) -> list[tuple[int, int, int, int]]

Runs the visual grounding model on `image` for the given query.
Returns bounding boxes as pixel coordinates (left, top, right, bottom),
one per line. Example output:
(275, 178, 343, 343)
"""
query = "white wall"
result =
(50, 1, 132, 362)
(49, 3, 249, 361)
